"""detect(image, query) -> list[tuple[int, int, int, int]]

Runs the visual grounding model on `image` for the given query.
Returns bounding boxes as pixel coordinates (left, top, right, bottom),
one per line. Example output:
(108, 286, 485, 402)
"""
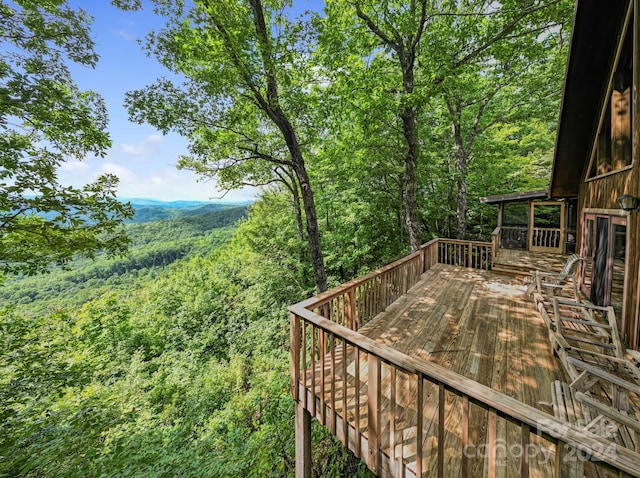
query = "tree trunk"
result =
(448, 99, 469, 240)
(293, 160, 328, 293)
(400, 59, 421, 252)
(286, 169, 305, 243)
(270, 113, 327, 293)
(452, 124, 468, 240)
(401, 106, 420, 251)
(248, 0, 327, 293)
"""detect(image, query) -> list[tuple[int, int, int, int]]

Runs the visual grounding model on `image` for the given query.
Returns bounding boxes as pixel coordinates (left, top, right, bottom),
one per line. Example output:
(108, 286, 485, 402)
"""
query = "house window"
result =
(588, 16, 633, 178)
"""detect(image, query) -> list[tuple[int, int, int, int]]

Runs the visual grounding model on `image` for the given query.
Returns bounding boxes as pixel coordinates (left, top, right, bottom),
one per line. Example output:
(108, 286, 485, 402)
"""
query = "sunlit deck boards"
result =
(292, 241, 640, 477)
(358, 263, 564, 476)
(358, 263, 563, 407)
(302, 264, 567, 477)
(493, 248, 571, 276)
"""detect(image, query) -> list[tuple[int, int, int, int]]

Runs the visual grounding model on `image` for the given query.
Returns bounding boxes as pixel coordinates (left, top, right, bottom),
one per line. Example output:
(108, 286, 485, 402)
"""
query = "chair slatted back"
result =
(561, 253, 583, 277)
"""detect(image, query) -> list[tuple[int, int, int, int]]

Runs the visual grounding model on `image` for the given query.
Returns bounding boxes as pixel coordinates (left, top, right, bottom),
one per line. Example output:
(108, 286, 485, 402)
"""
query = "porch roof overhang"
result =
(479, 189, 548, 205)
(550, 0, 630, 198)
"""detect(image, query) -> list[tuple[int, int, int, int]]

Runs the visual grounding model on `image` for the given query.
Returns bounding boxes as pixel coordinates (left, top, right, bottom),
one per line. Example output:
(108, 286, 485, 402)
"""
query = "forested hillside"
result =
(127, 200, 250, 223)
(1, 0, 575, 477)
(0, 198, 373, 477)
(0, 207, 247, 315)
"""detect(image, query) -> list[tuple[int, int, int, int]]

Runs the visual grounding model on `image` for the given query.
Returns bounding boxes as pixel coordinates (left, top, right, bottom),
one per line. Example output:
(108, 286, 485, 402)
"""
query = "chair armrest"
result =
(537, 271, 574, 280)
(627, 349, 640, 367)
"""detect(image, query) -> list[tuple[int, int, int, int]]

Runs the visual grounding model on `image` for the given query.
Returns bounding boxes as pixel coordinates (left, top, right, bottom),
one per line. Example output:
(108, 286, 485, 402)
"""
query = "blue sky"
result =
(62, 0, 322, 202)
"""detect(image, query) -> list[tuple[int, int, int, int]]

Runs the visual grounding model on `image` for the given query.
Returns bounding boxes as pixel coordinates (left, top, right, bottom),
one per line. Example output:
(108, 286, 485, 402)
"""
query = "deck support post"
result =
(367, 355, 381, 475)
(295, 402, 312, 478)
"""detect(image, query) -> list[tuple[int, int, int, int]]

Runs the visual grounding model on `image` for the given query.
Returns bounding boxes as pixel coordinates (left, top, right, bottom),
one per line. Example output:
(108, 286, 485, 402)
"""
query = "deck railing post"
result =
(492, 227, 500, 265)
(295, 402, 312, 478)
(367, 354, 381, 475)
(290, 312, 300, 401)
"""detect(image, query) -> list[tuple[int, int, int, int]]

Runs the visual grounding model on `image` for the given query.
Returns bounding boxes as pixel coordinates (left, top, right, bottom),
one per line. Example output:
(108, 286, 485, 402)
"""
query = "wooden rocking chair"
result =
(547, 298, 640, 452)
(525, 253, 583, 300)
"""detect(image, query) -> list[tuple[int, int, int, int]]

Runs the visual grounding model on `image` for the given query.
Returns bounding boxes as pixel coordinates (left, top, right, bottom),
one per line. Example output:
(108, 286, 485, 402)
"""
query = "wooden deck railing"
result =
(290, 239, 640, 478)
(293, 239, 491, 335)
(532, 227, 561, 249)
(436, 238, 492, 270)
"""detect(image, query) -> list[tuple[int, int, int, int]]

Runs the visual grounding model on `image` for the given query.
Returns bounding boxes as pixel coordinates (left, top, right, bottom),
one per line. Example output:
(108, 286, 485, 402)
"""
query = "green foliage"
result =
(0, 204, 289, 477)
(1, 1, 578, 476)
(0, 0, 134, 278)
(0, 208, 246, 315)
(0, 194, 384, 476)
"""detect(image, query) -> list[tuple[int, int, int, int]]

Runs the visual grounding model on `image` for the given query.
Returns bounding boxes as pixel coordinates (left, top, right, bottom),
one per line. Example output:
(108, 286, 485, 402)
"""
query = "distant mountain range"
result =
(123, 198, 253, 223)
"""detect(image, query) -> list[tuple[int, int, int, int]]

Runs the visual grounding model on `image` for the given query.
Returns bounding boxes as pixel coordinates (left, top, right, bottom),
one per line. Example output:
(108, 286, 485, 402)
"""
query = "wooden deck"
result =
(291, 239, 640, 477)
(359, 264, 562, 408)
(301, 264, 570, 477)
(493, 248, 571, 276)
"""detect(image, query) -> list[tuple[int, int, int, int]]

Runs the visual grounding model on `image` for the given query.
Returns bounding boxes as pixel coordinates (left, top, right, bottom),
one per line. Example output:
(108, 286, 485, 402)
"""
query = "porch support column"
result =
(295, 402, 312, 478)
(632, 0, 640, 348)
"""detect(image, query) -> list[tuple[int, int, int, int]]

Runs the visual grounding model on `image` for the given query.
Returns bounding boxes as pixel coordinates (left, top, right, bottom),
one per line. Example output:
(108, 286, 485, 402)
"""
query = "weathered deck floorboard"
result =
(298, 263, 637, 476)
(302, 264, 573, 476)
(358, 264, 562, 408)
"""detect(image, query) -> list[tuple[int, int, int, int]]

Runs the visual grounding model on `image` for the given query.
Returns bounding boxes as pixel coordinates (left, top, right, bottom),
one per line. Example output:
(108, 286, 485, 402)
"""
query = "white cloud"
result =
(115, 167, 257, 202)
(121, 134, 163, 157)
(59, 160, 91, 175)
(58, 134, 256, 202)
(99, 162, 136, 183)
(113, 29, 136, 41)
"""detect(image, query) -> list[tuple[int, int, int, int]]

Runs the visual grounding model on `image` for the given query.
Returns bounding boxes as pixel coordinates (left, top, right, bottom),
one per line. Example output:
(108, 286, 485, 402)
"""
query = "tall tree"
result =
(321, 0, 571, 245)
(428, 0, 571, 238)
(122, 0, 328, 292)
(322, 0, 431, 252)
(0, 0, 133, 277)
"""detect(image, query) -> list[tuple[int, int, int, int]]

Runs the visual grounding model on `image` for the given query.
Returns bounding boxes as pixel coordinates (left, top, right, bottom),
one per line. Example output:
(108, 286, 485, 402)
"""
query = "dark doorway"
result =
(591, 217, 609, 305)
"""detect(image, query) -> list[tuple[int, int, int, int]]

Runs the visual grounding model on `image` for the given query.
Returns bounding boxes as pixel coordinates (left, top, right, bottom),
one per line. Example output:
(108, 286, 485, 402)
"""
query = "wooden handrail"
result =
(297, 239, 492, 333)
(290, 309, 640, 475)
(290, 239, 640, 477)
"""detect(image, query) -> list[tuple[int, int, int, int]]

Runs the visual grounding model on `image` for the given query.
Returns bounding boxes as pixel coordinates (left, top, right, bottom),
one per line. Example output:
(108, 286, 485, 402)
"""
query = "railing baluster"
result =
(488, 407, 497, 478)
(381, 273, 387, 310)
(368, 354, 381, 474)
(302, 321, 307, 409)
(331, 332, 336, 435)
(438, 382, 444, 478)
(461, 395, 469, 477)
(416, 374, 424, 477)
(355, 347, 361, 458)
(520, 424, 530, 478)
(342, 339, 348, 447)
(310, 324, 316, 418)
(399, 376, 405, 478)
(290, 313, 300, 402)
(390, 366, 397, 471)
(320, 328, 326, 425)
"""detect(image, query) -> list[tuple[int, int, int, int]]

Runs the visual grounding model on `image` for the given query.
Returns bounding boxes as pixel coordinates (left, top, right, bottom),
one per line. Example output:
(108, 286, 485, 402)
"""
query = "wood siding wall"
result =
(577, 171, 637, 346)
(576, 1, 640, 348)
